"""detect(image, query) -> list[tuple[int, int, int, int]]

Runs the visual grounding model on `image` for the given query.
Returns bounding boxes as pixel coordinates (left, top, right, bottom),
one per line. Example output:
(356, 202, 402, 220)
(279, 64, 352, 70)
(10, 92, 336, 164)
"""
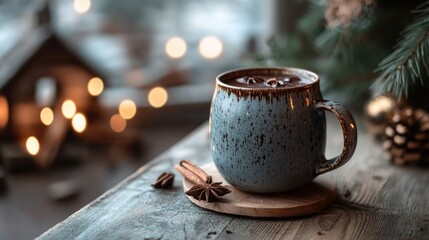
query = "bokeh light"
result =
(0, 95, 8, 128)
(26, 136, 40, 156)
(367, 95, 396, 116)
(148, 87, 168, 108)
(74, 0, 91, 14)
(110, 114, 127, 133)
(119, 100, 137, 120)
(61, 100, 76, 119)
(72, 113, 87, 133)
(87, 77, 104, 96)
(40, 107, 54, 126)
(165, 37, 187, 58)
(198, 36, 223, 59)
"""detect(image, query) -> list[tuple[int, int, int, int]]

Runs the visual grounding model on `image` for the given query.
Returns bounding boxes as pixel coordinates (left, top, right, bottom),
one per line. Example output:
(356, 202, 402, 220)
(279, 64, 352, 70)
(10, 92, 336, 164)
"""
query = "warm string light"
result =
(165, 37, 187, 58)
(22, 35, 224, 144)
(26, 136, 40, 156)
(148, 87, 168, 108)
(74, 0, 91, 14)
(61, 100, 76, 119)
(0, 95, 8, 128)
(72, 113, 87, 133)
(87, 77, 104, 96)
(40, 107, 54, 126)
(199, 36, 223, 59)
(367, 96, 396, 116)
(110, 114, 127, 133)
(119, 100, 137, 120)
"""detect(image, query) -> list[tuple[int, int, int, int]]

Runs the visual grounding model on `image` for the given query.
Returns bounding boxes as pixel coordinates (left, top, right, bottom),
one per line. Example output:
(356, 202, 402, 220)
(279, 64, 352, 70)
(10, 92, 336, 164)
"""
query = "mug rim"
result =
(216, 67, 319, 91)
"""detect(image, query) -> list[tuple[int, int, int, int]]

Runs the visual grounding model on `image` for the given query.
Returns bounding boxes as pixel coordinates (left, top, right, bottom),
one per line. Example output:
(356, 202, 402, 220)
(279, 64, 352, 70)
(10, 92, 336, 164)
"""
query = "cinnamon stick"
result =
(179, 160, 211, 183)
(174, 164, 206, 186)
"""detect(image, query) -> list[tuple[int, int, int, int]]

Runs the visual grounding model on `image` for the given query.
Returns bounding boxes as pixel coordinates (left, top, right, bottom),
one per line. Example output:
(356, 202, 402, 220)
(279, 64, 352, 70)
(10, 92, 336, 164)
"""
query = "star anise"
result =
(185, 181, 231, 202)
(243, 76, 264, 85)
(266, 77, 279, 87)
(264, 76, 301, 88)
(175, 160, 231, 202)
(151, 172, 175, 189)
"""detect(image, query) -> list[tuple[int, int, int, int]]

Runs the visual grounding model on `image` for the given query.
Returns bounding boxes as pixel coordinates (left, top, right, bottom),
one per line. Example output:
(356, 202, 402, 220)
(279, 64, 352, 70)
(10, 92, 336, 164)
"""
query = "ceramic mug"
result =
(209, 67, 357, 193)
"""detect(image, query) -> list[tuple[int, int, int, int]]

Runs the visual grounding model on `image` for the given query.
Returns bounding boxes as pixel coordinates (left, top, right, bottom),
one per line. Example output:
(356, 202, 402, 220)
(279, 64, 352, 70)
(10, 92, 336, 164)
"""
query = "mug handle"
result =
(314, 100, 358, 176)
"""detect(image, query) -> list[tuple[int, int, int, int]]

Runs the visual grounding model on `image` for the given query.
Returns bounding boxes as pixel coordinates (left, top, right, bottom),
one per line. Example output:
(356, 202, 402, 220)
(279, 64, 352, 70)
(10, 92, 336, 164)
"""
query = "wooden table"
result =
(38, 116, 429, 239)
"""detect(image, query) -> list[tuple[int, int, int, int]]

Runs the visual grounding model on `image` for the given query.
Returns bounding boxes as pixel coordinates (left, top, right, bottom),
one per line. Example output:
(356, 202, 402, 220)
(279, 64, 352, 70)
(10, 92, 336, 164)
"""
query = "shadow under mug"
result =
(209, 67, 357, 193)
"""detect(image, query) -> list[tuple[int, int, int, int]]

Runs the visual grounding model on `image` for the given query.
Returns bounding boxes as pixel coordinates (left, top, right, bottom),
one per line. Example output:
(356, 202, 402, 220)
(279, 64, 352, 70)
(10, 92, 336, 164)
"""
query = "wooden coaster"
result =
(183, 163, 336, 217)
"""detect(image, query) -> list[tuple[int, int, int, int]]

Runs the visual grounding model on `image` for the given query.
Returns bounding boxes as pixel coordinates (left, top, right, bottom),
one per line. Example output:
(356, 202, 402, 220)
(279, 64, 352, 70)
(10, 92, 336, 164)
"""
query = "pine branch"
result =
(373, 2, 429, 98)
(315, 11, 375, 65)
(297, 0, 325, 37)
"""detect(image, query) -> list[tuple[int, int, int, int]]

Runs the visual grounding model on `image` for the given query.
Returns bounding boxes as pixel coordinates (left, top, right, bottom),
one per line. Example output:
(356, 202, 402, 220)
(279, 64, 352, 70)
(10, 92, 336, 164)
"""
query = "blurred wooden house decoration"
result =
(0, 1, 106, 170)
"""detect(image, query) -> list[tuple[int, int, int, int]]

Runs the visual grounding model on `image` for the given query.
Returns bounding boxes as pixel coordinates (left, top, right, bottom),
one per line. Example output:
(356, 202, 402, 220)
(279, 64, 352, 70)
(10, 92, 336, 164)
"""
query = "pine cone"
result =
(383, 106, 429, 166)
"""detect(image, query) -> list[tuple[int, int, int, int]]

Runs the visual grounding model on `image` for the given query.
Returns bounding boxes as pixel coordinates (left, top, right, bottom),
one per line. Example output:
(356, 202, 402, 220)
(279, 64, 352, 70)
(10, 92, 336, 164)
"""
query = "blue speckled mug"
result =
(209, 67, 357, 193)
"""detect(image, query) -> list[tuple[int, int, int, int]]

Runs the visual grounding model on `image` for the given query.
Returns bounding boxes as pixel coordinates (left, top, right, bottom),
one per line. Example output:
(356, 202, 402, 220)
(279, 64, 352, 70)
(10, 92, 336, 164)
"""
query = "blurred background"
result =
(0, 0, 273, 238)
(0, 0, 428, 238)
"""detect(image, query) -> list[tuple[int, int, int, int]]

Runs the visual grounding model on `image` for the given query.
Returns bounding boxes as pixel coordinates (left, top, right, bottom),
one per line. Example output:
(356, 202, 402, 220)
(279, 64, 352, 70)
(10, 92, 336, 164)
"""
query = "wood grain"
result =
(183, 163, 336, 217)
(37, 116, 429, 240)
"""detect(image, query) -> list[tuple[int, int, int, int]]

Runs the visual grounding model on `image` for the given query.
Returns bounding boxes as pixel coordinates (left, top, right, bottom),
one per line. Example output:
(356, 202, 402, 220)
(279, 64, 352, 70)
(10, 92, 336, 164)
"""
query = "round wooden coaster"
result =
(183, 163, 336, 217)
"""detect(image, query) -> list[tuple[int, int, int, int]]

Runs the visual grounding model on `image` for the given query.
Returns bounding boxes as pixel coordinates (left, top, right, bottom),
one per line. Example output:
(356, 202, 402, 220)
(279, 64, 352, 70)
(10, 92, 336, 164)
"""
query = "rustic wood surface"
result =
(38, 115, 429, 240)
(183, 163, 336, 218)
